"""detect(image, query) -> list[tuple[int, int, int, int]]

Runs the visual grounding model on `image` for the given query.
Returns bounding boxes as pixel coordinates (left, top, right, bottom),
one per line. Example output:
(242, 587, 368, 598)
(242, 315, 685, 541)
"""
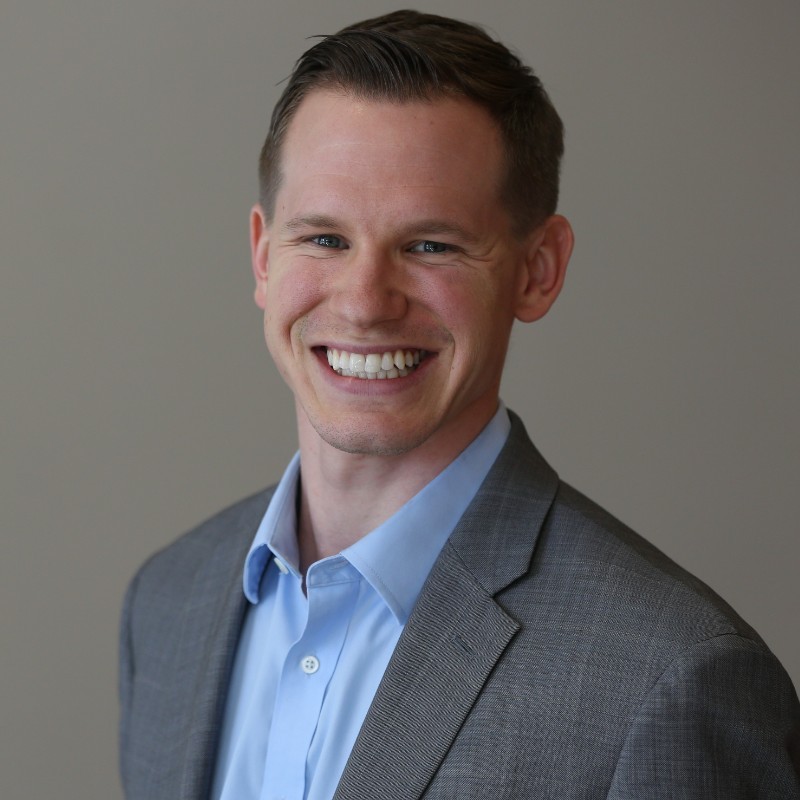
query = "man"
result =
(119, 10, 800, 799)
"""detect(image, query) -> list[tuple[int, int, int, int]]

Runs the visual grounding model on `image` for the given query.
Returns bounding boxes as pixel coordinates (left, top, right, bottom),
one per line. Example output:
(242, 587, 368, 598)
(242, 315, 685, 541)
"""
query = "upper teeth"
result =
(327, 348, 424, 379)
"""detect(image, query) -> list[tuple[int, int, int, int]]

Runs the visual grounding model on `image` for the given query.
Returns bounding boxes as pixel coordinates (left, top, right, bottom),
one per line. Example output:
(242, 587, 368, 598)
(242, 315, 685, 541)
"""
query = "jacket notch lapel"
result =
(334, 413, 560, 799)
(333, 547, 519, 800)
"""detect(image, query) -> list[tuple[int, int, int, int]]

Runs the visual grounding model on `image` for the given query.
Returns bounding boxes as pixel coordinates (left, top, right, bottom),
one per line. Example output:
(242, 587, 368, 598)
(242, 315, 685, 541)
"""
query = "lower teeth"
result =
(337, 366, 411, 379)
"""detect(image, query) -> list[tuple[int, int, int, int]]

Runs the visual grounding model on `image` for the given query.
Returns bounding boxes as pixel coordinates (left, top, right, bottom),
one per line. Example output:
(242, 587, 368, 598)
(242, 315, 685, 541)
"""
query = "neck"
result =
(294, 403, 497, 573)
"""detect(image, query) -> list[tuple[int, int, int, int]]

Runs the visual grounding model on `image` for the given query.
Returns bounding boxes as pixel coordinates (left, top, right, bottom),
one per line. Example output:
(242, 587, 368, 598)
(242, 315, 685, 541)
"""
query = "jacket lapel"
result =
(333, 546, 519, 800)
(334, 413, 559, 800)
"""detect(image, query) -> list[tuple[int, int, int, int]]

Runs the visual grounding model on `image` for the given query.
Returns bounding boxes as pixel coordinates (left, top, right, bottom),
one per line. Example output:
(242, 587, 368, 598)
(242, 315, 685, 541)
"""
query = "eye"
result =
(310, 234, 345, 249)
(409, 240, 452, 254)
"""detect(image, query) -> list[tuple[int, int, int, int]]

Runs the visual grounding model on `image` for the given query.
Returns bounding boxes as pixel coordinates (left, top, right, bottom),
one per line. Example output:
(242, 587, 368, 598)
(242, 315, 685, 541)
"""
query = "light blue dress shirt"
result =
(212, 406, 510, 800)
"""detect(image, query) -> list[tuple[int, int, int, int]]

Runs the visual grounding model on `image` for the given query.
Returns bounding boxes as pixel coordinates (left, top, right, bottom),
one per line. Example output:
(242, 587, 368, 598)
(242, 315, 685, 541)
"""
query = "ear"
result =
(250, 203, 271, 310)
(514, 214, 574, 323)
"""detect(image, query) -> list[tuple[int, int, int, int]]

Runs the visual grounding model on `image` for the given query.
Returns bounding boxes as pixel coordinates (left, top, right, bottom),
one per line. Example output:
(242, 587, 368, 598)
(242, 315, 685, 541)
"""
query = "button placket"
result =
(261, 569, 360, 799)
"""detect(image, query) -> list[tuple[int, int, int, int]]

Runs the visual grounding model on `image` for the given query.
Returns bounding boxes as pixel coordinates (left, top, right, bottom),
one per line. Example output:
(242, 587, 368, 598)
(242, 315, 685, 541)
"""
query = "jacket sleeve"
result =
(607, 633, 800, 798)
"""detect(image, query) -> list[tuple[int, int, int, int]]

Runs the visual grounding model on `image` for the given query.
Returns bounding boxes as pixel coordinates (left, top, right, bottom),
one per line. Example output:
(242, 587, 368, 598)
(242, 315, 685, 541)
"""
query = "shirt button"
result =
(300, 655, 320, 674)
(274, 558, 289, 574)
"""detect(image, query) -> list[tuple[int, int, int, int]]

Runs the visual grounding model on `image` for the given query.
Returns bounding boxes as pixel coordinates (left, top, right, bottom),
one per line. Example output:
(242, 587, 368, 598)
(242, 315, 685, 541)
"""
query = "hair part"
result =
(258, 10, 564, 236)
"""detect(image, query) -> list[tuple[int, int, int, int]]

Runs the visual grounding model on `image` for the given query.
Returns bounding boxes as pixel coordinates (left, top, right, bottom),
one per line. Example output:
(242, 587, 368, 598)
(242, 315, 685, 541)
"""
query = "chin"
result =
(312, 416, 436, 458)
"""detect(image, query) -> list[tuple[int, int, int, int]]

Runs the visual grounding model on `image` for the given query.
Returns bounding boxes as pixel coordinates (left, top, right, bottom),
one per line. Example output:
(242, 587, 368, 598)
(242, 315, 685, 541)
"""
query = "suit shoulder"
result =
(126, 486, 275, 604)
(524, 480, 762, 646)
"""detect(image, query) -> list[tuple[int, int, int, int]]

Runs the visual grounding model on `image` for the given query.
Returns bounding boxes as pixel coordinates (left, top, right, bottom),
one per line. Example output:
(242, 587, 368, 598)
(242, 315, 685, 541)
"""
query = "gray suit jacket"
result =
(120, 413, 800, 798)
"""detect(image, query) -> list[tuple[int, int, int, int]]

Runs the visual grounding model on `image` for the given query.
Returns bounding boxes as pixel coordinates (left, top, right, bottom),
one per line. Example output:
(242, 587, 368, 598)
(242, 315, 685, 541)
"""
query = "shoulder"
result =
(467, 412, 760, 650)
(473, 415, 789, 690)
(123, 486, 275, 617)
(481, 478, 799, 789)
(532, 480, 758, 645)
(493, 477, 798, 728)
(494, 475, 768, 686)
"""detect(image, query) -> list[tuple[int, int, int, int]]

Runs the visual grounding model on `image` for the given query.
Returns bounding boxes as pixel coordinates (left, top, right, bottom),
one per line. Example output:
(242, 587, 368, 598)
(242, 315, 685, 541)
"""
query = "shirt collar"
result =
(243, 451, 301, 601)
(243, 404, 511, 622)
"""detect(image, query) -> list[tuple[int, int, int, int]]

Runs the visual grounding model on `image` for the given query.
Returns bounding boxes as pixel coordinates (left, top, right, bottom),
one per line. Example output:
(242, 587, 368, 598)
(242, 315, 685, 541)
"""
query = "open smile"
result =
(325, 347, 428, 380)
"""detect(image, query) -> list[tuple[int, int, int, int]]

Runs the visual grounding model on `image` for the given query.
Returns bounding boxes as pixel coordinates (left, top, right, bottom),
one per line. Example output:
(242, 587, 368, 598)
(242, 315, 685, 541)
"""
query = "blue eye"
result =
(410, 241, 450, 254)
(311, 234, 343, 248)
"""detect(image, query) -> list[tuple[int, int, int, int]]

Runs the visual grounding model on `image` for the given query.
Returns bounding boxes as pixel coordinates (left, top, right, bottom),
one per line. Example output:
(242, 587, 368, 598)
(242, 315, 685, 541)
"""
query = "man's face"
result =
(252, 90, 547, 457)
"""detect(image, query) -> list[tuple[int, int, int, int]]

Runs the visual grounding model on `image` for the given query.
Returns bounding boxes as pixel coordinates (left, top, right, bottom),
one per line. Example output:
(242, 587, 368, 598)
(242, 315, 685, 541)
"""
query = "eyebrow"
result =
(405, 219, 479, 245)
(282, 215, 479, 245)
(282, 215, 341, 234)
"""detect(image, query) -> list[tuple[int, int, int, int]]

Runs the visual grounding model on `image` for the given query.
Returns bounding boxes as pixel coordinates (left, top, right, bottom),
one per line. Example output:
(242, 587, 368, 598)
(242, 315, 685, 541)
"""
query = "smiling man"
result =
(119, 10, 800, 800)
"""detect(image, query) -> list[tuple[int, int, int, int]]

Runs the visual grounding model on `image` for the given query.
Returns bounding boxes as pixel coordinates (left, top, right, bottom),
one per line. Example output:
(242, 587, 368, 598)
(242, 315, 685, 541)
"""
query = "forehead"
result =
(276, 90, 506, 213)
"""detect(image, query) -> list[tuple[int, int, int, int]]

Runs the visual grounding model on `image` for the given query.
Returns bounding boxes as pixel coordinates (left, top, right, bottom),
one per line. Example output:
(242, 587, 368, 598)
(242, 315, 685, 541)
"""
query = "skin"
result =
(250, 89, 573, 570)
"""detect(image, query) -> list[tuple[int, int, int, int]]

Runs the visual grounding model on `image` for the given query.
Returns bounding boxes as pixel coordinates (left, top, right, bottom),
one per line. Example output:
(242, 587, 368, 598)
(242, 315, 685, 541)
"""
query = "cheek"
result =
(262, 269, 325, 386)
(426, 274, 510, 340)
(265, 265, 325, 339)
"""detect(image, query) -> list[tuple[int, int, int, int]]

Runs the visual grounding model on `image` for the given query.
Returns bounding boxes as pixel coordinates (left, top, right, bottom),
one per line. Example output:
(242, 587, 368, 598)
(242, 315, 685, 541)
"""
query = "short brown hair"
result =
(258, 9, 564, 235)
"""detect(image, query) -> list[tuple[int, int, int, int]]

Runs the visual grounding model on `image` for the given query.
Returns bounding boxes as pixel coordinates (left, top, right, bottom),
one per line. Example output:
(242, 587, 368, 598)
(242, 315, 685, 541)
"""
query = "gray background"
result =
(2, 0, 798, 797)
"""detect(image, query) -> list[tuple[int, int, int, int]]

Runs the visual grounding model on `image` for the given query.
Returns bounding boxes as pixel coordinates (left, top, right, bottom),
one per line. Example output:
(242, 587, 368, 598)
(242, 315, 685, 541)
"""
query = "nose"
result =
(327, 247, 408, 328)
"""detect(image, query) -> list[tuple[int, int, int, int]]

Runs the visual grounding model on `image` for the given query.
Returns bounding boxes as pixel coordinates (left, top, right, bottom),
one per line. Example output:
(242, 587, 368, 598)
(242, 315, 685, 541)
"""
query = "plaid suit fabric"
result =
(121, 412, 800, 799)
